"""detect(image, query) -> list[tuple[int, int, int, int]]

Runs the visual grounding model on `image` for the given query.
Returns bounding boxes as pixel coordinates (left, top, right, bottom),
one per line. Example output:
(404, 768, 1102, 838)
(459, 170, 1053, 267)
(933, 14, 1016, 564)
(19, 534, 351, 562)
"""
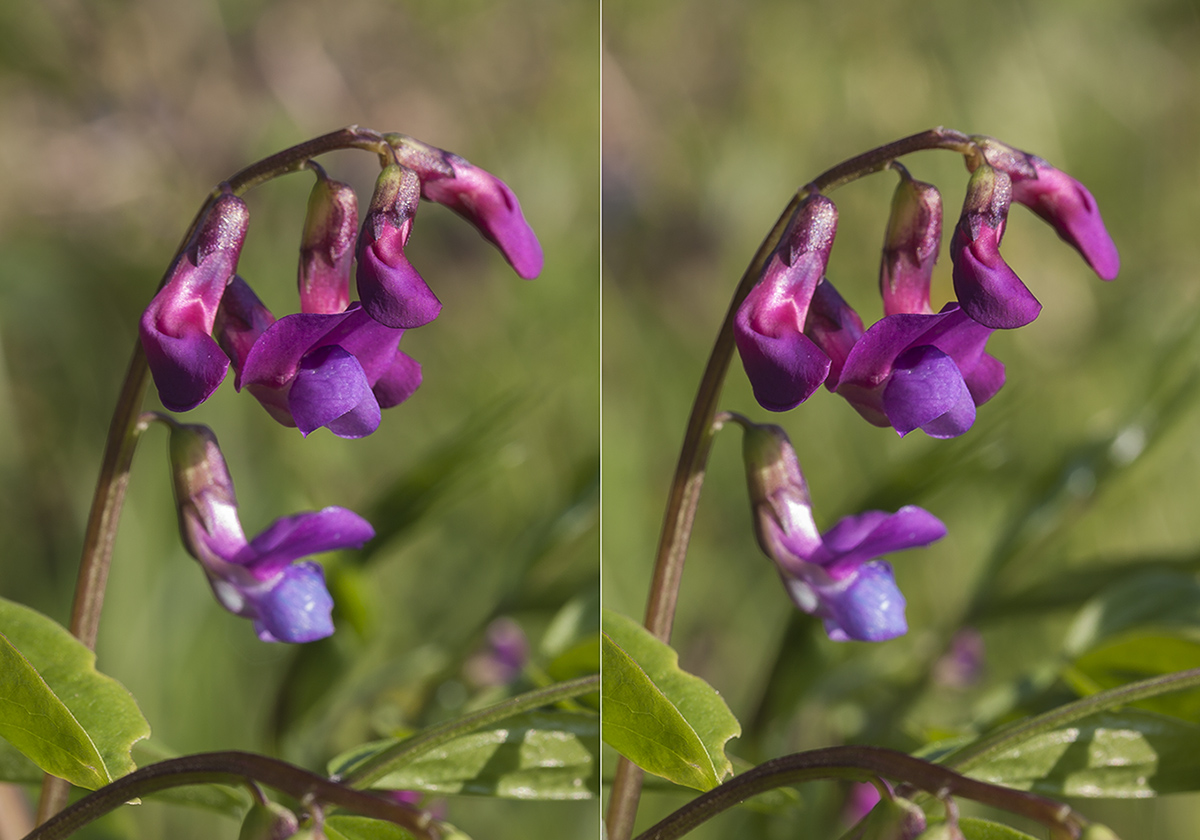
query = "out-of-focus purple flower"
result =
(355, 164, 442, 329)
(950, 163, 1042, 330)
(734, 194, 838, 411)
(932, 627, 986, 689)
(808, 283, 1005, 439)
(972, 136, 1119, 281)
(299, 167, 358, 315)
(215, 277, 421, 439)
(140, 194, 249, 411)
(880, 165, 942, 317)
(740, 420, 945, 641)
(390, 134, 543, 280)
(168, 422, 374, 643)
(463, 617, 530, 688)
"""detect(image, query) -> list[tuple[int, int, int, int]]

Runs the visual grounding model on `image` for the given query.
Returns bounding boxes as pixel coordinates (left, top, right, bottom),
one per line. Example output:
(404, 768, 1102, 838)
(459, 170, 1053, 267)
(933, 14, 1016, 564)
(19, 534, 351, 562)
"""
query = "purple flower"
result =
(741, 420, 945, 641)
(168, 422, 374, 642)
(734, 194, 838, 411)
(950, 163, 1042, 329)
(215, 277, 421, 439)
(356, 164, 443, 329)
(391, 134, 544, 280)
(973, 136, 1119, 281)
(140, 194, 249, 411)
(808, 282, 1005, 439)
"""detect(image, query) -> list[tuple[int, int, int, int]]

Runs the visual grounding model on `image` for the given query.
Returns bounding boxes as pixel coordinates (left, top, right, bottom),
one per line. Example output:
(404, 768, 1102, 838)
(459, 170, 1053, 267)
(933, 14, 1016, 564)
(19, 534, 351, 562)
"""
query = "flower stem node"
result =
(734, 194, 838, 411)
(167, 421, 375, 642)
(140, 193, 249, 411)
(738, 418, 946, 641)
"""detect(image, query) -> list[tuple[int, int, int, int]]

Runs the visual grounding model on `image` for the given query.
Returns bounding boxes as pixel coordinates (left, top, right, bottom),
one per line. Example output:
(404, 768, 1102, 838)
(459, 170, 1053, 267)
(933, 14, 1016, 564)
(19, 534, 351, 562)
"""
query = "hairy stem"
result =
(24, 752, 438, 840)
(606, 127, 978, 839)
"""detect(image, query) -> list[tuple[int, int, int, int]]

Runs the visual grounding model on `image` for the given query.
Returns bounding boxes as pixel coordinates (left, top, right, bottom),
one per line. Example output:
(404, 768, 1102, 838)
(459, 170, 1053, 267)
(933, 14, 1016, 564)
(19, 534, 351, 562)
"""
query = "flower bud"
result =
(950, 163, 1041, 329)
(854, 792, 927, 840)
(1079, 823, 1121, 840)
(734, 194, 838, 411)
(140, 193, 249, 411)
(880, 166, 942, 316)
(299, 170, 358, 314)
(237, 800, 299, 840)
(971, 136, 1119, 281)
(389, 134, 543, 280)
(356, 164, 441, 329)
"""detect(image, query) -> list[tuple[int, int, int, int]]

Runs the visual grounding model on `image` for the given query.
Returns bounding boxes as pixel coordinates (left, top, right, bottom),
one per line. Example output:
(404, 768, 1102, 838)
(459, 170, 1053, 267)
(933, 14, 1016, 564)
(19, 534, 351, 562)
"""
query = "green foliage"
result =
(0, 597, 149, 789)
(957, 819, 1039, 840)
(330, 710, 599, 799)
(601, 609, 740, 791)
(324, 816, 422, 840)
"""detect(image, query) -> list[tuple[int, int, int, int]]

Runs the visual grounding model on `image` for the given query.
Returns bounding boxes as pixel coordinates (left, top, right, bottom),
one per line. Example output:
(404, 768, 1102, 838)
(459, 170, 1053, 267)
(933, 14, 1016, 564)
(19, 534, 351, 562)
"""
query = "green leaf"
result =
(0, 631, 107, 789)
(0, 597, 149, 789)
(958, 817, 1040, 840)
(332, 711, 598, 799)
(600, 609, 740, 791)
(324, 815, 421, 840)
(965, 710, 1200, 797)
(1066, 631, 1200, 720)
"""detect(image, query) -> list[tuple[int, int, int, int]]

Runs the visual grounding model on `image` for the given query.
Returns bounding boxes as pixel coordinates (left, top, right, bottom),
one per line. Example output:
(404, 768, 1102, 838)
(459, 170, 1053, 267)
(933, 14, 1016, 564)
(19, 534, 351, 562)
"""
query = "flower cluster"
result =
(735, 136, 1118, 438)
(140, 138, 542, 438)
(738, 418, 946, 641)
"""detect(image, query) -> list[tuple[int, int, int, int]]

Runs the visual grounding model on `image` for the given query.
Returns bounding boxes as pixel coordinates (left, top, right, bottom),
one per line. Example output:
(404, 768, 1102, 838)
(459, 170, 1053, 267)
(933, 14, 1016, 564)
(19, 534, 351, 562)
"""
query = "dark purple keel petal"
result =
(356, 228, 441, 329)
(141, 329, 230, 412)
(287, 345, 380, 438)
(818, 561, 907, 642)
(951, 228, 1041, 329)
(251, 562, 335, 643)
(240, 506, 375, 578)
(735, 328, 831, 412)
(882, 345, 976, 439)
(372, 350, 422, 409)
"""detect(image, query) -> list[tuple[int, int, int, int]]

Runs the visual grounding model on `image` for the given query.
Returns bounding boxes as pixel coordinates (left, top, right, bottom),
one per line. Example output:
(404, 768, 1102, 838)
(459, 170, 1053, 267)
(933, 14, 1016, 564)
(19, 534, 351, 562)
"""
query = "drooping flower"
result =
(949, 163, 1042, 329)
(168, 421, 374, 643)
(734, 194, 838, 411)
(971, 136, 1119, 281)
(740, 419, 945, 641)
(355, 163, 442, 329)
(390, 134, 544, 280)
(807, 281, 1005, 439)
(140, 193, 249, 411)
(879, 164, 942, 317)
(215, 277, 421, 439)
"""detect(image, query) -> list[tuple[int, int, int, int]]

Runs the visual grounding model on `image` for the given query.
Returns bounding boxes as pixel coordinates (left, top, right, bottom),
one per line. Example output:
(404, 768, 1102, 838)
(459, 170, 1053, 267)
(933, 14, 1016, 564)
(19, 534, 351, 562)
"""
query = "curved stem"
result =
(24, 752, 439, 840)
(606, 127, 979, 839)
(633, 746, 1087, 840)
(338, 674, 599, 789)
(35, 125, 402, 825)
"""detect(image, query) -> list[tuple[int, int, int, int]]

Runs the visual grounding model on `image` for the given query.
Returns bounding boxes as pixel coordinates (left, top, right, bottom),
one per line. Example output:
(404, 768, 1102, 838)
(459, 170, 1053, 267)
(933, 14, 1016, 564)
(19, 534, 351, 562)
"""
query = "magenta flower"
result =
(950, 163, 1042, 330)
(734, 194, 838, 411)
(973, 136, 1120, 281)
(741, 420, 946, 641)
(169, 422, 374, 643)
(879, 166, 942, 317)
(356, 163, 443, 329)
(391, 134, 544, 280)
(140, 194, 249, 411)
(299, 168, 359, 315)
(807, 281, 1004, 438)
(216, 277, 421, 439)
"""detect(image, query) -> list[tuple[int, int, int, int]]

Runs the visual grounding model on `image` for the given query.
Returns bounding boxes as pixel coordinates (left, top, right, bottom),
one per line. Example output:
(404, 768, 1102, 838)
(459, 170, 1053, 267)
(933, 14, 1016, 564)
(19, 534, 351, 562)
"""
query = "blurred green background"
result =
(0, 0, 597, 838)
(603, 0, 1200, 838)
